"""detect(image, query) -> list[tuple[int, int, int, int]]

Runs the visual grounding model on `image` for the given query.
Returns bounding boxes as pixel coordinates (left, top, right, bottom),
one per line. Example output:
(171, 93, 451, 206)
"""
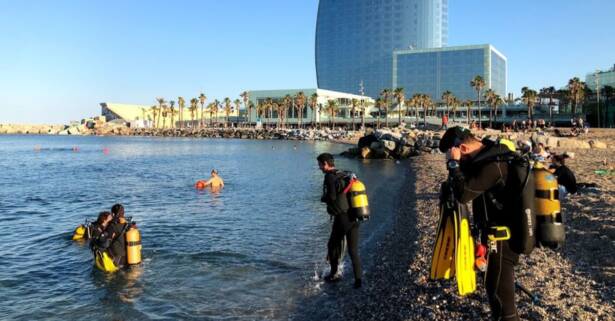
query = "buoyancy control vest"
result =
(335, 170, 370, 221)
(470, 138, 537, 255)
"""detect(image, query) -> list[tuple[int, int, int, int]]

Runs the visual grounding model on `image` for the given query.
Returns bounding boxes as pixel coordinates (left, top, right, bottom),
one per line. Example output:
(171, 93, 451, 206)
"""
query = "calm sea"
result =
(0, 135, 407, 320)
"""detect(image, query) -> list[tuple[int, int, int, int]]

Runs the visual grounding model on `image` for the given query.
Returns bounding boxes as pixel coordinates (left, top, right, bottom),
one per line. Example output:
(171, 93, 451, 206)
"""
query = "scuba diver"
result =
(107, 204, 129, 267)
(89, 211, 114, 251)
(317, 153, 362, 289)
(438, 127, 526, 321)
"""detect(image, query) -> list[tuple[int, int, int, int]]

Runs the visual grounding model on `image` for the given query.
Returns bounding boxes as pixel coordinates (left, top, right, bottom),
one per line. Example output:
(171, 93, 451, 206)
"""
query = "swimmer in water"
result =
(203, 169, 225, 190)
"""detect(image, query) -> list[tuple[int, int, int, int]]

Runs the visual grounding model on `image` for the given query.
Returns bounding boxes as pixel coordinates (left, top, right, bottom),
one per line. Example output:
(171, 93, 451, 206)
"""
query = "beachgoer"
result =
(439, 127, 524, 321)
(317, 153, 362, 289)
(203, 169, 225, 190)
(441, 114, 449, 130)
(550, 154, 577, 199)
(107, 204, 128, 267)
(532, 143, 549, 161)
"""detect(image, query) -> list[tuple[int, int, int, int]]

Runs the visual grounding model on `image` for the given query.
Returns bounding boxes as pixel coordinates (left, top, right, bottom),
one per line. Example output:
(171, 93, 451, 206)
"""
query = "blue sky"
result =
(1, 0, 613, 123)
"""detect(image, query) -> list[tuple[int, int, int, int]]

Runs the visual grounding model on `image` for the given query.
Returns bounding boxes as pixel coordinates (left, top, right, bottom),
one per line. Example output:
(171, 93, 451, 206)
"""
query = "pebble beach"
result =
(309, 129, 615, 321)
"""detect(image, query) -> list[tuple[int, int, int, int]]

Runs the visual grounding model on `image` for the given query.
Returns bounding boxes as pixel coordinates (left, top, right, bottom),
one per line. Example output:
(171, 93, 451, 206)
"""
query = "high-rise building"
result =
(392, 44, 507, 101)
(316, 0, 448, 98)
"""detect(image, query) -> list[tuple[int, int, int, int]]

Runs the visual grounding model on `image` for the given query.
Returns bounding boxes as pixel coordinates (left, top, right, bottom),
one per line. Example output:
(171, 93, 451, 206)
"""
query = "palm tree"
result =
(233, 99, 241, 128)
(484, 89, 496, 128)
(522, 87, 538, 122)
(155, 97, 165, 129)
(326, 99, 339, 129)
(265, 98, 273, 128)
(240, 91, 250, 126)
(276, 102, 285, 128)
(223, 98, 232, 128)
(451, 97, 460, 122)
(374, 98, 384, 129)
(410, 94, 421, 123)
(295, 91, 306, 128)
(442, 90, 457, 119)
(350, 98, 358, 131)
(380, 88, 391, 128)
(256, 102, 266, 125)
(567, 77, 585, 115)
(169, 100, 176, 128)
(189, 98, 198, 127)
(470, 76, 486, 129)
(198, 93, 207, 128)
(161, 103, 169, 129)
(493, 95, 504, 125)
(178, 97, 186, 128)
(309, 93, 318, 127)
(214, 99, 221, 127)
(150, 105, 158, 128)
(360, 99, 370, 130)
(248, 101, 255, 128)
(393, 87, 405, 126)
(283, 95, 292, 128)
(463, 99, 473, 125)
(404, 98, 412, 121)
(418, 94, 433, 128)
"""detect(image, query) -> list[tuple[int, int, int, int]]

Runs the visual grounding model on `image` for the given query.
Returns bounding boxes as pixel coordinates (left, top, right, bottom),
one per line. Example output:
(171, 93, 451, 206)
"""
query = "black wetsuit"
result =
(553, 164, 577, 194)
(107, 220, 128, 267)
(450, 143, 520, 321)
(89, 224, 112, 252)
(322, 170, 362, 282)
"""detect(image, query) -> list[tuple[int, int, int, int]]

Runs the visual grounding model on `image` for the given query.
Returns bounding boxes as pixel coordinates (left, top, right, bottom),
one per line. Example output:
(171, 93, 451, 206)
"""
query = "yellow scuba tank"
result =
(126, 223, 142, 265)
(533, 162, 565, 248)
(94, 251, 119, 273)
(349, 179, 370, 220)
(72, 224, 87, 241)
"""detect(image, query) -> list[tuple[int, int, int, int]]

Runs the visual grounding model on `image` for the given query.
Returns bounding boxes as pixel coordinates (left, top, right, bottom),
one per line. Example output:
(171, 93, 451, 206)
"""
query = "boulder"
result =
(589, 140, 607, 149)
(382, 139, 397, 151)
(67, 126, 81, 135)
(358, 134, 378, 149)
(360, 147, 372, 159)
(398, 146, 412, 158)
(557, 138, 590, 149)
(370, 141, 383, 150)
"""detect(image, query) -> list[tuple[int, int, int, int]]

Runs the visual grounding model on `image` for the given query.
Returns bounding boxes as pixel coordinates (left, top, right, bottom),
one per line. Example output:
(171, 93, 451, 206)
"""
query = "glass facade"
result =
(316, 0, 448, 98)
(586, 68, 615, 90)
(392, 44, 507, 102)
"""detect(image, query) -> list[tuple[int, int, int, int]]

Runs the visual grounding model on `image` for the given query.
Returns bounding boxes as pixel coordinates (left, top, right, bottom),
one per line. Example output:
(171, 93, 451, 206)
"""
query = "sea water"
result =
(0, 135, 407, 320)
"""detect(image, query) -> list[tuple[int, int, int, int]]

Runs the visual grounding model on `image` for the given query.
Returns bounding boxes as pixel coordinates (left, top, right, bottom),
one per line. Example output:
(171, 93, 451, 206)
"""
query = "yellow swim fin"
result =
(95, 251, 119, 273)
(455, 204, 476, 296)
(430, 204, 456, 280)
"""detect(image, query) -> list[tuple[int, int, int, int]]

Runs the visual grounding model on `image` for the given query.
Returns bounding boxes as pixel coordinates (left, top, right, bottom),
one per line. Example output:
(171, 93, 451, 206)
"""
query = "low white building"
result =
(245, 88, 375, 126)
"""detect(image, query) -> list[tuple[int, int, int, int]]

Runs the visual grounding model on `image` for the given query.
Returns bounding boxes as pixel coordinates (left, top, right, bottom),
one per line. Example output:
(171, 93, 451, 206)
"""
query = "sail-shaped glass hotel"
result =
(316, 0, 449, 98)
